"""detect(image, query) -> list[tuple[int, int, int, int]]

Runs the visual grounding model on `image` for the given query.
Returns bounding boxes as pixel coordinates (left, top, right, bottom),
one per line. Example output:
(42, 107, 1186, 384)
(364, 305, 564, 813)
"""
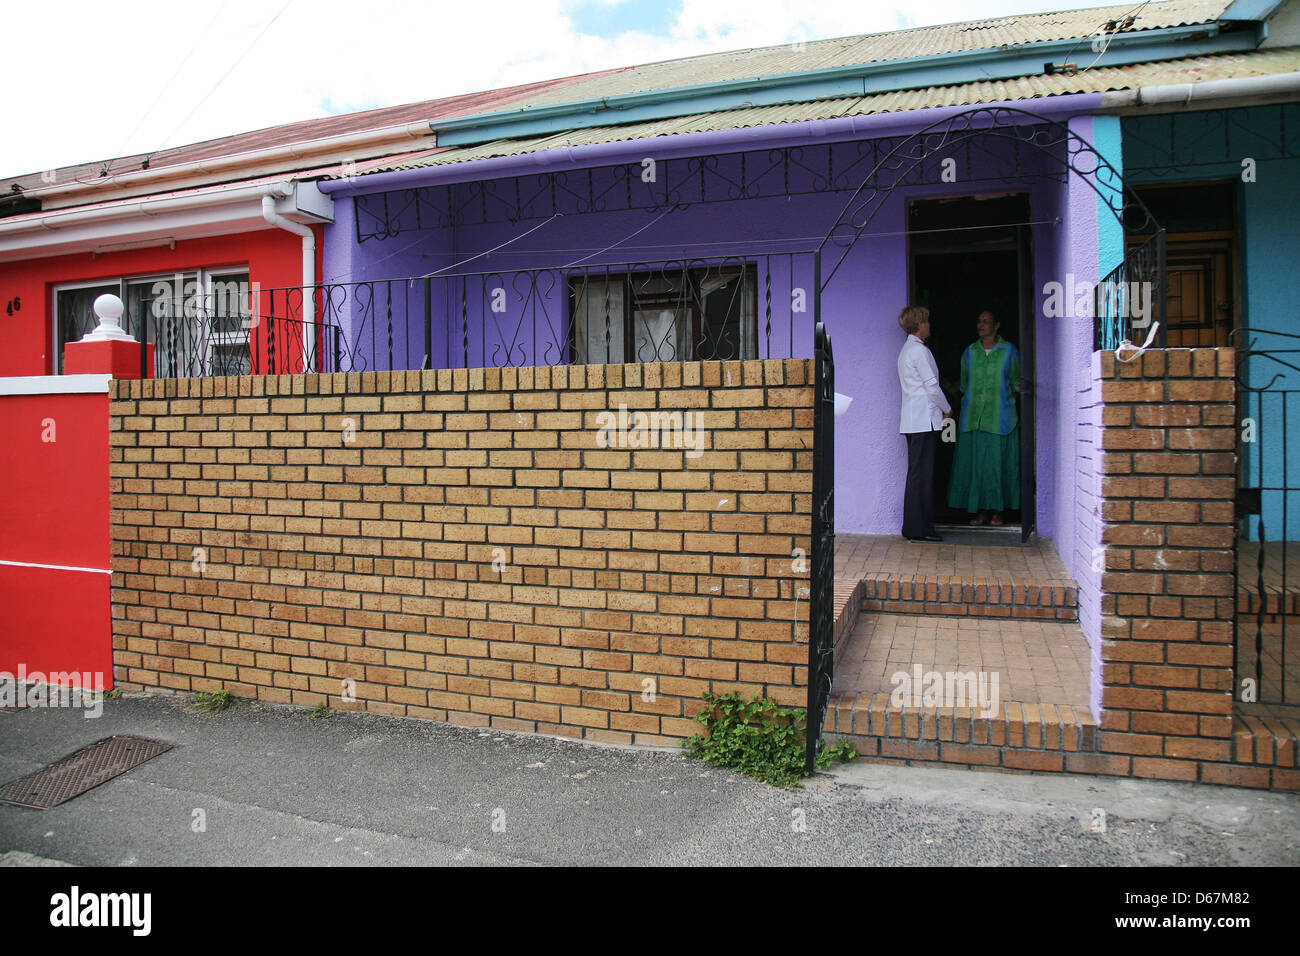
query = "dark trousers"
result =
(902, 430, 938, 539)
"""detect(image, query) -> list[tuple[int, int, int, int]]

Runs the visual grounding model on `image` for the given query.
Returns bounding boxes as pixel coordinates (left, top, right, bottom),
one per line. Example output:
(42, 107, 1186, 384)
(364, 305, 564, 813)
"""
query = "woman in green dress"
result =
(947, 310, 1020, 526)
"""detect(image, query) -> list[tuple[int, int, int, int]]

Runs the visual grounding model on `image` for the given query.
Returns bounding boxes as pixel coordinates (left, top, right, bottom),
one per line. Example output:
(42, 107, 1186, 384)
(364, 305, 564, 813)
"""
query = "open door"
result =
(908, 193, 1035, 538)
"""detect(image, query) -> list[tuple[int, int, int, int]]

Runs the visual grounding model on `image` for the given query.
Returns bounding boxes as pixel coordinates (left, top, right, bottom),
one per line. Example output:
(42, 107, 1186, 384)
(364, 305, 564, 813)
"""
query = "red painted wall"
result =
(0, 226, 321, 376)
(0, 391, 112, 681)
(0, 223, 321, 682)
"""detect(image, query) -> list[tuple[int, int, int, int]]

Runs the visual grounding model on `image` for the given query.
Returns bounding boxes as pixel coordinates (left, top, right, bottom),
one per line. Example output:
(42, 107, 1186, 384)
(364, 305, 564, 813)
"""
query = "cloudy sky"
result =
(5, 0, 1113, 178)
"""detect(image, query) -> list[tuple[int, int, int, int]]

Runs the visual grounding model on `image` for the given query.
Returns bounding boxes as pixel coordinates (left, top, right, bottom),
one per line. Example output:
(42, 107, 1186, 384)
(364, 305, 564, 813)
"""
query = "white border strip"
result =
(0, 558, 112, 574)
(0, 374, 111, 396)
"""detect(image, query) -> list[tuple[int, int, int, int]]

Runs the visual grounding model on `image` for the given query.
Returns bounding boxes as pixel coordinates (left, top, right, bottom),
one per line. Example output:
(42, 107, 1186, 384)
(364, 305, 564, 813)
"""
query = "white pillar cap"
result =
(79, 293, 138, 343)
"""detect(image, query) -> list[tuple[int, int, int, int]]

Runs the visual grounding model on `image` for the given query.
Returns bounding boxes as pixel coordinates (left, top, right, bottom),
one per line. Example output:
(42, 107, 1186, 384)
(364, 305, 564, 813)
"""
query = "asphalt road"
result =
(1, 694, 1297, 867)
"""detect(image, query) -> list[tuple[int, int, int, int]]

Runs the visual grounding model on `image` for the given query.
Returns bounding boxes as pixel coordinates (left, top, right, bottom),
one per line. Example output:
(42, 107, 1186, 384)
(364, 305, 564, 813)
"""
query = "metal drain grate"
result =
(0, 735, 172, 809)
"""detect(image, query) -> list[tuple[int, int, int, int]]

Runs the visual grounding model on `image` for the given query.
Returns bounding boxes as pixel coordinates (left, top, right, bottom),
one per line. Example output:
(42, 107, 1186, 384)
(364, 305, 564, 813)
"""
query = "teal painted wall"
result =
(1093, 115, 1126, 279)
(1124, 105, 1300, 540)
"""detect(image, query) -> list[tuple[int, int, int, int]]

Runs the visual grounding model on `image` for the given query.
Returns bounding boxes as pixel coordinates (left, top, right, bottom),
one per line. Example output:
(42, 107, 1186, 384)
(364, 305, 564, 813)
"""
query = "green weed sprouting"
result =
(192, 688, 241, 714)
(682, 691, 857, 788)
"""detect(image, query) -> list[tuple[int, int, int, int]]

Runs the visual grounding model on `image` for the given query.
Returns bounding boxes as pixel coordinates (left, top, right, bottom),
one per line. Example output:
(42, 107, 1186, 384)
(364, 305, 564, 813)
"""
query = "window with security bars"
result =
(53, 269, 253, 376)
(569, 265, 757, 364)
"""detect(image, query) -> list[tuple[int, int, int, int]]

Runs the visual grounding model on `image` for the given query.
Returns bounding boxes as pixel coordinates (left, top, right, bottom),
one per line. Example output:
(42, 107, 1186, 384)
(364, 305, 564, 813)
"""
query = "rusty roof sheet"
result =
(1, 69, 623, 192)
(348, 47, 1300, 178)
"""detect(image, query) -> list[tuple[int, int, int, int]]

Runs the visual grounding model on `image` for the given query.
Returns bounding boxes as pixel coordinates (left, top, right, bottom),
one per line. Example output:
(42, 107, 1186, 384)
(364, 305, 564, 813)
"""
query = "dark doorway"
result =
(909, 193, 1034, 536)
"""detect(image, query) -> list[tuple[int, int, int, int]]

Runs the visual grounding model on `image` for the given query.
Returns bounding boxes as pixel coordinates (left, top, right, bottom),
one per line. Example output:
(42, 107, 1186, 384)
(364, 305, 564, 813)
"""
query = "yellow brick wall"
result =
(109, 360, 814, 745)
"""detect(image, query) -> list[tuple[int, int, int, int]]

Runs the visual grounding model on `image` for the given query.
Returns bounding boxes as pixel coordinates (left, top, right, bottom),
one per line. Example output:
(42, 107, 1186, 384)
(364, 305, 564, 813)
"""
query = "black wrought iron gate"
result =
(1234, 329, 1299, 706)
(805, 319, 836, 772)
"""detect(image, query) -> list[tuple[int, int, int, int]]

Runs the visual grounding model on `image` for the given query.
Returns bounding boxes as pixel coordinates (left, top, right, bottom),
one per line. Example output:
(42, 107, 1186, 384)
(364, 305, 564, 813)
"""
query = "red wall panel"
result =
(0, 223, 323, 681)
(0, 391, 111, 680)
(0, 227, 318, 376)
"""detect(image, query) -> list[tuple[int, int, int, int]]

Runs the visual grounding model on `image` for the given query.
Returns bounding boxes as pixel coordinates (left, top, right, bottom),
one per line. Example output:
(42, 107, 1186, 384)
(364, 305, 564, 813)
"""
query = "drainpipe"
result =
(261, 184, 315, 372)
(1101, 70, 1300, 109)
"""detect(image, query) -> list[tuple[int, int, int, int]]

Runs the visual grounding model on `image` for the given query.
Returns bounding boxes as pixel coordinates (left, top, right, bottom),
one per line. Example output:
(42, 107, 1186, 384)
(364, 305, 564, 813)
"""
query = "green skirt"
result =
(947, 425, 1020, 513)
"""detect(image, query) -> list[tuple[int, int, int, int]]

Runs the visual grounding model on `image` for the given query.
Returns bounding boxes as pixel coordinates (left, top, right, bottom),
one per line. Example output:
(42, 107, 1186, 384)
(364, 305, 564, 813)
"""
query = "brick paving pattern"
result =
(833, 613, 1091, 709)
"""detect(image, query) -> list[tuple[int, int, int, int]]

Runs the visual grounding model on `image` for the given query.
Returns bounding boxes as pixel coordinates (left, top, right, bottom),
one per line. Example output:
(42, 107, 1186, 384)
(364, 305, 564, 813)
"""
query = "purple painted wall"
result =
(1032, 114, 1110, 592)
(1075, 353, 1105, 720)
(323, 113, 1114, 542)
(1035, 114, 1124, 720)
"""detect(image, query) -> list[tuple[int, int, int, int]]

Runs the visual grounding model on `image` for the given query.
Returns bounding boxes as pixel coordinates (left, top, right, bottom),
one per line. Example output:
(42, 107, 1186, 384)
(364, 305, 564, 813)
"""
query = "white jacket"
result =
(897, 334, 951, 433)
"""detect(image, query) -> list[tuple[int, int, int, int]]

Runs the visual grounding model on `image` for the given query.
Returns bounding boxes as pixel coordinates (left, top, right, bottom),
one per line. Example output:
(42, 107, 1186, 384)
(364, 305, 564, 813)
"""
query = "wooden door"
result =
(1163, 238, 1234, 347)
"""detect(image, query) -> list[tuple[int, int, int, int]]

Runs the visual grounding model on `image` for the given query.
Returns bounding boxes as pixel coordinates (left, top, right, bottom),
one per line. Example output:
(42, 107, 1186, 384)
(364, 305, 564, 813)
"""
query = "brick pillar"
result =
(1098, 348, 1236, 782)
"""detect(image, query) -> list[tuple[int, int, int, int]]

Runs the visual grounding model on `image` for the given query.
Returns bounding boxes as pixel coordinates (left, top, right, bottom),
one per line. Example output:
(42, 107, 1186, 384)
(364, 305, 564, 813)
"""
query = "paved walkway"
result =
(831, 533, 1088, 705)
(834, 613, 1092, 709)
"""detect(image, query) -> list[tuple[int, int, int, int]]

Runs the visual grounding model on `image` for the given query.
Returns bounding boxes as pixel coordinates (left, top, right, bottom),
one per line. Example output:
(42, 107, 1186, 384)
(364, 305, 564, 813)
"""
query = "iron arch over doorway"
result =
(803, 105, 1166, 766)
(815, 104, 1164, 295)
(813, 104, 1167, 353)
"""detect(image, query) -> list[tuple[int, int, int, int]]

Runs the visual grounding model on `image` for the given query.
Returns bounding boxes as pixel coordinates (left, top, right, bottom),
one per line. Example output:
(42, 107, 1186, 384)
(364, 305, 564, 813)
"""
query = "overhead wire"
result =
(154, 0, 296, 155)
(113, 0, 234, 167)
(559, 210, 671, 268)
(320, 212, 1061, 290)
(1053, 0, 1151, 74)
(17, 0, 287, 192)
(420, 213, 564, 278)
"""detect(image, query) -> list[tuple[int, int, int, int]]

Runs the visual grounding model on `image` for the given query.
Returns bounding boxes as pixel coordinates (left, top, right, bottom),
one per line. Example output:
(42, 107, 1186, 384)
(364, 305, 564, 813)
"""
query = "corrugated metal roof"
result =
(0, 0, 1246, 195)
(350, 47, 1300, 178)
(0, 69, 621, 192)
(481, 1, 1233, 108)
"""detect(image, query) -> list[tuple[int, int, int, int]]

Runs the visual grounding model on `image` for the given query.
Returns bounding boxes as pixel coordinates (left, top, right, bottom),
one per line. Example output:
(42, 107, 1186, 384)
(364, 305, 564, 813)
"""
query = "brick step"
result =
(1237, 585, 1300, 617)
(819, 698, 1300, 788)
(832, 578, 867, 656)
(1233, 704, 1300, 771)
(860, 571, 1078, 621)
(822, 691, 1101, 773)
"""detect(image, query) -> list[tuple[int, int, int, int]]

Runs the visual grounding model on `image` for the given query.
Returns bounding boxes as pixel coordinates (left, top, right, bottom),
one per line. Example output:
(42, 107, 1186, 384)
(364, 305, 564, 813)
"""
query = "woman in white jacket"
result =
(896, 305, 952, 542)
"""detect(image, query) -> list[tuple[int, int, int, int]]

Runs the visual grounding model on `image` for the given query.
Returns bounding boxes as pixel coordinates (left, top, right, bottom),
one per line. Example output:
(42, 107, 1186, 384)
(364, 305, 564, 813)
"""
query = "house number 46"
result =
(4, 297, 19, 315)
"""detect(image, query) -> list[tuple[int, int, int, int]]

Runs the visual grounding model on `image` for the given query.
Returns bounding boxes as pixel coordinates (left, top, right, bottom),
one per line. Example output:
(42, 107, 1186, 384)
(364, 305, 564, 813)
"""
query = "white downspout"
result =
(261, 184, 316, 372)
(1101, 70, 1300, 109)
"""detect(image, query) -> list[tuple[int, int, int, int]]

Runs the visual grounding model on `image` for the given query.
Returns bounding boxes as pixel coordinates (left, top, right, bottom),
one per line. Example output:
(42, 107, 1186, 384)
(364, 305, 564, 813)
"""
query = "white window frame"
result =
(52, 266, 251, 376)
(52, 278, 122, 374)
(202, 269, 254, 376)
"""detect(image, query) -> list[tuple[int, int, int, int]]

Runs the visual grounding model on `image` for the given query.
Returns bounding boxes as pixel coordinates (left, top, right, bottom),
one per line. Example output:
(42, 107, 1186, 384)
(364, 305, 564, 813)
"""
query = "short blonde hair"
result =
(899, 305, 929, 335)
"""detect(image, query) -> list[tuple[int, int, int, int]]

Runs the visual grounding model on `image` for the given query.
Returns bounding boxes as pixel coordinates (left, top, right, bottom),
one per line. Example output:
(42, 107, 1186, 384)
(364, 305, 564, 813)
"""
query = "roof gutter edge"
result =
(0, 181, 334, 262)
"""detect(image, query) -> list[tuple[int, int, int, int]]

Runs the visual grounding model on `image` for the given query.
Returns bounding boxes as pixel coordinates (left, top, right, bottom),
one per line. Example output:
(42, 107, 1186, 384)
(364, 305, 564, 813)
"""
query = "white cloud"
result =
(2, 0, 1106, 178)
